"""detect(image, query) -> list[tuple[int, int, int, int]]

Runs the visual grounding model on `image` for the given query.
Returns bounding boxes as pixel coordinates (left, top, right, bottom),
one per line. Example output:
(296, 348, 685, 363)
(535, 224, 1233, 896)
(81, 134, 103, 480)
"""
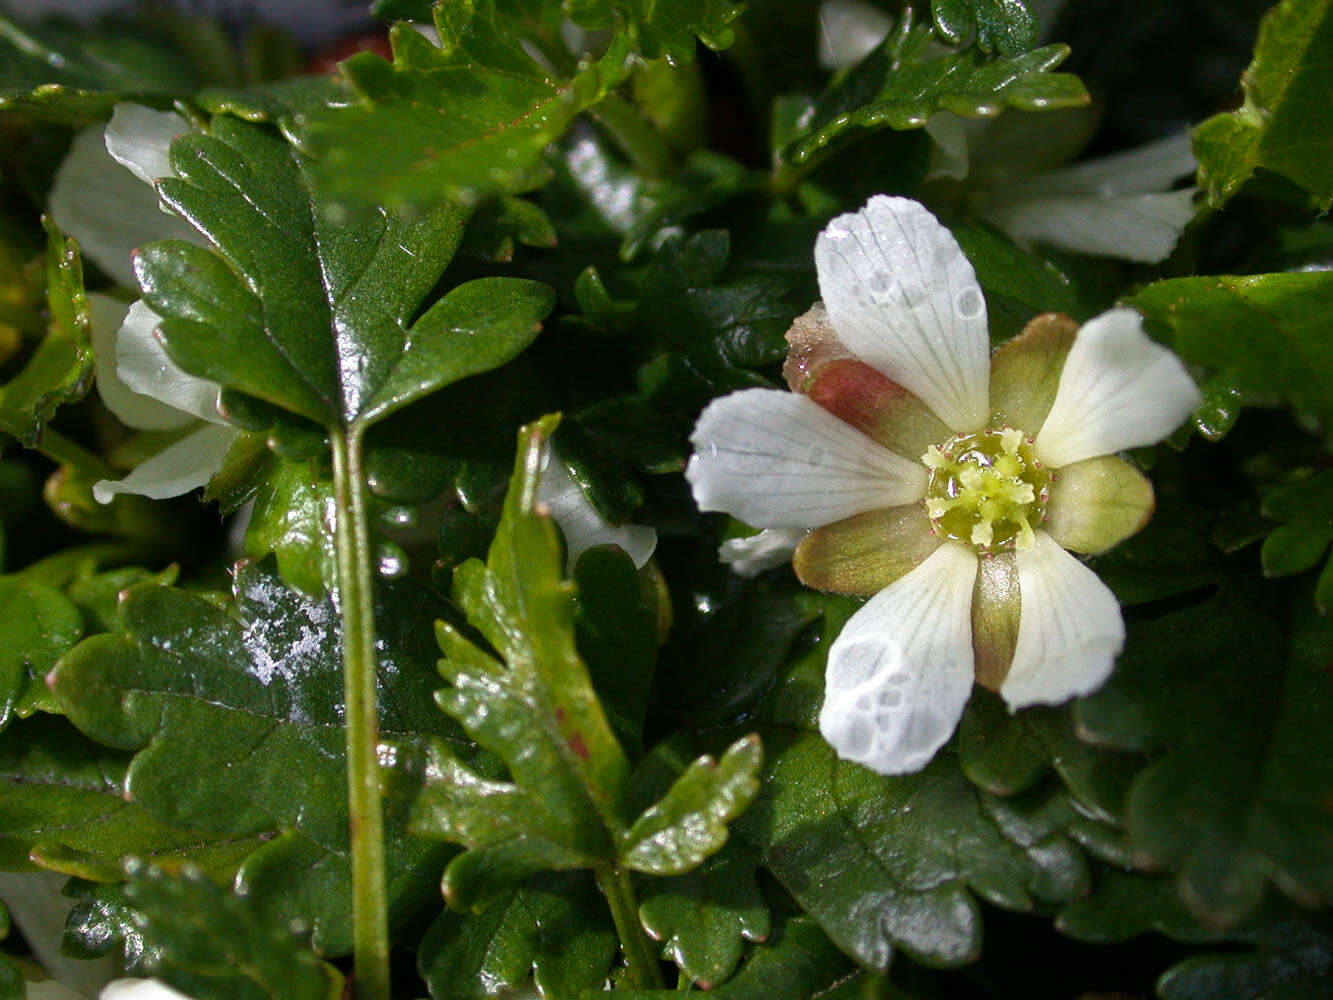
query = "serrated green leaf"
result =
(48, 562, 461, 952)
(931, 0, 1039, 55)
(138, 115, 549, 433)
(299, 6, 635, 209)
(778, 11, 1087, 169)
(735, 728, 1090, 969)
(1133, 272, 1333, 448)
(0, 577, 81, 731)
(418, 870, 616, 999)
(124, 865, 344, 1000)
(571, 0, 746, 65)
(1192, 0, 1333, 209)
(621, 735, 762, 875)
(243, 454, 337, 596)
(1259, 470, 1333, 612)
(1159, 919, 1333, 1000)
(0, 716, 263, 882)
(0, 218, 94, 448)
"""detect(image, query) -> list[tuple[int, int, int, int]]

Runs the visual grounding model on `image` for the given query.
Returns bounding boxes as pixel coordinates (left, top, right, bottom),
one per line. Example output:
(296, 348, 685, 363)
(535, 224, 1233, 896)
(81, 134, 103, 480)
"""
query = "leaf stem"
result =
(38, 427, 115, 479)
(591, 94, 677, 177)
(598, 865, 664, 989)
(330, 425, 390, 1000)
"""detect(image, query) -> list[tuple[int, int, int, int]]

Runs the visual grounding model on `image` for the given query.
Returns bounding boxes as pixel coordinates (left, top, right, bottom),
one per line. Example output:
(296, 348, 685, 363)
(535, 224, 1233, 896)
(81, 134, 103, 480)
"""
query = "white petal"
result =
(1009, 132, 1196, 198)
(538, 444, 657, 572)
(984, 189, 1196, 264)
(819, 541, 978, 774)
(114, 299, 225, 424)
(104, 104, 190, 187)
(924, 112, 969, 181)
(817, 0, 891, 69)
(719, 527, 808, 577)
(93, 423, 239, 504)
(1002, 531, 1124, 707)
(815, 196, 990, 432)
(687, 388, 927, 529)
(90, 293, 193, 431)
(101, 980, 198, 1000)
(48, 124, 192, 287)
(1034, 307, 1201, 467)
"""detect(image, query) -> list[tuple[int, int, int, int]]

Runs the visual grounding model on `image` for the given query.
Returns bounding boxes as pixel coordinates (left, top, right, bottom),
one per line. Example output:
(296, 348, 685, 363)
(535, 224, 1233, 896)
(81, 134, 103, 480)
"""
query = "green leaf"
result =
(621, 735, 762, 875)
(242, 454, 337, 596)
(299, 7, 634, 209)
(138, 115, 550, 431)
(1192, 0, 1333, 209)
(777, 11, 1088, 169)
(400, 416, 632, 909)
(1077, 582, 1333, 929)
(124, 864, 344, 1000)
(930, 0, 1039, 55)
(570, 0, 746, 65)
(1159, 919, 1333, 1000)
(735, 728, 1090, 969)
(48, 562, 461, 951)
(1259, 470, 1333, 612)
(0, 716, 263, 882)
(0, 577, 82, 731)
(63, 879, 157, 970)
(418, 871, 616, 999)
(0, 218, 94, 447)
(1133, 272, 1333, 448)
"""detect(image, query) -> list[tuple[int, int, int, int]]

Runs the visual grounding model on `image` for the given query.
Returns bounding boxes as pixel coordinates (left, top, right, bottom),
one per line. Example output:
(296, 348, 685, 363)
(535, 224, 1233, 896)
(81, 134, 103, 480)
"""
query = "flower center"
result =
(922, 427, 1050, 553)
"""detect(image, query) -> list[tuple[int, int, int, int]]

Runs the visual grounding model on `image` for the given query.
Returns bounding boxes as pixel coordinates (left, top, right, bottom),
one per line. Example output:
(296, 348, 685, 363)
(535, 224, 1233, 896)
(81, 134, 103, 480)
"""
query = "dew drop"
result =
(956, 287, 984, 319)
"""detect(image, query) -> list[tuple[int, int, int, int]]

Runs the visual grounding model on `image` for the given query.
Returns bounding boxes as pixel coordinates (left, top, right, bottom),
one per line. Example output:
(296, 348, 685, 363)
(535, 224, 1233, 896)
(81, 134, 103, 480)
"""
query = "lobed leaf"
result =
(1258, 470, 1333, 613)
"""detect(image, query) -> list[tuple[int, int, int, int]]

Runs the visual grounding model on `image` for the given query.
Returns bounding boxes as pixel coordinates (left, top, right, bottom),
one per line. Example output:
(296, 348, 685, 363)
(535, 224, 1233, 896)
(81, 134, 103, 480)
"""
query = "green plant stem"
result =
(598, 865, 664, 989)
(591, 94, 677, 176)
(330, 425, 390, 1000)
(38, 427, 114, 479)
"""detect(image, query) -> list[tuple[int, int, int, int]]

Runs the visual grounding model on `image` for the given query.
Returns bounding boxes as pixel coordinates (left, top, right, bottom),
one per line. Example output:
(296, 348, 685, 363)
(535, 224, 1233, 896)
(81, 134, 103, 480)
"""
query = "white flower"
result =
(814, 0, 1197, 264)
(24, 979, 197, 1000)
(686, 195, 1199, 775)
(49, 103, 240, 503)
(538, 442, 657, 572)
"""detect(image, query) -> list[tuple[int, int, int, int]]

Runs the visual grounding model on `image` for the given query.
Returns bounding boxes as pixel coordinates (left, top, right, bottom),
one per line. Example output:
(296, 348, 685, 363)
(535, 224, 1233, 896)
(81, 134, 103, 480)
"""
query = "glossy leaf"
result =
(930, 0, 1039, 55)
(1133, 272, 1333, 447)
(778, 11, 1088, 169)
(138, 115, 550, 430)
(124, 864, 344, 1000)
(1192, 0, 1333, 209)
(1258, 470, 1333, 612)
(0, 577, 82, 731)
(571, 0, 746, 65)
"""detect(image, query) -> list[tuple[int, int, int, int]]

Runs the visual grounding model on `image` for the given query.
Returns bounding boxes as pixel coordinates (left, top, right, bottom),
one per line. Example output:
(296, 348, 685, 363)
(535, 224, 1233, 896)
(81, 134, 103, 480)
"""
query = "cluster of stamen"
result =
(922, 427, 1051, 554)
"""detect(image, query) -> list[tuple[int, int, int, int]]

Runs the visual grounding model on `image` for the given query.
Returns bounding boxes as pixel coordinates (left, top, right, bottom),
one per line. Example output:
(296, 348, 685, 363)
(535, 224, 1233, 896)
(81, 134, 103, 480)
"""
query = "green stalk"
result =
(591, 94, 677, 177)
(38, 427, 115, 479)
(330, 425, 390, 1000)
(598, 865, 665, 989)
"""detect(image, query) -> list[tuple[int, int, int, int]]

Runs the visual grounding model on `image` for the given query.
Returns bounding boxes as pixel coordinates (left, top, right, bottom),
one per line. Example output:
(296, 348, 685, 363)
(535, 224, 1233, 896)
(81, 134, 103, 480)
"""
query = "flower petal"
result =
(816, 196, 990, 431)
(972, 552, 1020, 691)
(93, 423, 239, 504)
(101, 980, 198, 1000)
(816, 0, 891, 69)
(803, 359, 953, 464)
(538, 445, 656, 571)
(819, 541, 978, 775)
(114, 299, 225, 424)
(48, 126, 191, 287)
(720, 527, 807, 578)
(1007, 132, 1196, 198)
(782, 302, 851, 391)
(987, 312, 1078, 435)
(925, 111, 969, 181)
(983, 189, 1197, 264)
(1046, 455, 1154, 555)
(1002, 531, 1124, 708)
(1034, 307, 1201, 468)
(687, 388, 927, 529)
(89, 293, 193, 432)
(105, 104, 191, 187)
(793, 503, 939, 596)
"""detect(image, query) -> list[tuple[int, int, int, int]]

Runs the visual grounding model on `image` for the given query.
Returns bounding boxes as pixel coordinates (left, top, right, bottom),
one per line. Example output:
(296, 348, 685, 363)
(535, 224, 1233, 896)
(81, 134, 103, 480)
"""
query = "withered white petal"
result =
(538, 444, 656, 571)
(104, 104, 190, 188)
(815, 195, 990, 431)
(816, 0, 891, 69)
(984, 189, 1196, 264)
(719, 527, 808, 577)
(101, 980, 199, 1000)
(114, 299, 226, 425)
(1004, 131, 1196, 199)
(93, 423, 239, 504)
(89, 293, 192, 432)
(820, 541, 978, 774)
(687, 388, 927, 529)
(1003, 530, 1124, 707)
(1034, 307, 1201, 467)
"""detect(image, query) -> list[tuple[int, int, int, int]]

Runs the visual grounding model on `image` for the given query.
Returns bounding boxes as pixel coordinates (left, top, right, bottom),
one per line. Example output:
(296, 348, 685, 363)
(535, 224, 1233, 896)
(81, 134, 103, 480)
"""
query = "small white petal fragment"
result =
(816, 0, 891, 69)
(93, 423, 239, 504)
(819, 541, 978, 775)
(687, 388, 928, 529)
(538, 444, 657, 571)
(1002, 530, 1125, 708)
(89, 293, 192, 432)
(47, 124, 196, 287)
(115, 299, 226, 424)
(984, 189, 1197, 264)
(1034, 307, 1201, 468)
(101, 979, 199, 1000)
(815, 196, 990, 432)
(1012, 132, 1197, 198)
(720, 527, 807, 577)
(104, 103, 190, 187)
(924, 111, 969, 181)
